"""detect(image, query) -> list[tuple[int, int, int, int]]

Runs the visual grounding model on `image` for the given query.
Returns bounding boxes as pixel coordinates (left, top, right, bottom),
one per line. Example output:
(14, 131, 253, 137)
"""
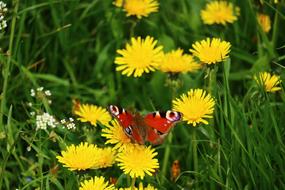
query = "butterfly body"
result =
(108, 105, 182, 145)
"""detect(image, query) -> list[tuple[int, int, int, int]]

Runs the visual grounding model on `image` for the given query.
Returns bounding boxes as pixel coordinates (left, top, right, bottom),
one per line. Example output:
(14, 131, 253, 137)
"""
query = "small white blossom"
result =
(48, 100, 52, 104)
(44, 90, 51, 96)
(35, 112, 58, 130)
(66, 123, 76, 130)
(37, 87, 44, 92)
(27, 146, 31, 152)
(60, 117, 76, 130)
(30, 111, 35, 116)
(0, 19, 6, 30)
(30, 89, 35, 97)
(0, 1, 7, 31)
(27, 102, 33, 107)
(0, 2, 7, 10)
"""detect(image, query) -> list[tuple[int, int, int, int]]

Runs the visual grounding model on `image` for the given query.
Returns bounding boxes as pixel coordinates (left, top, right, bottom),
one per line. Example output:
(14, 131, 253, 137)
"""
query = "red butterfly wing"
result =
(144, 111, 182, 133)
(108, 105, 133, 128)
(145, 127, 165, 145)
(109, 106, 182, 145)
(144, 111, 182, 144)
(108, 105, 145, 144)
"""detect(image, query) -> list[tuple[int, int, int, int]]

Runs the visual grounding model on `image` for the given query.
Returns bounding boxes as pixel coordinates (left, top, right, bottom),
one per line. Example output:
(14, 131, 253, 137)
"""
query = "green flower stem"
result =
(208, 66, 218, 96)
(0, 0, 19, 127)
(160, 76, 180, 184)
(192, 129, 198, 175)
(129, 19, 137, 38)
(160, 132, 173, 184)
(131, 176, 136, 190)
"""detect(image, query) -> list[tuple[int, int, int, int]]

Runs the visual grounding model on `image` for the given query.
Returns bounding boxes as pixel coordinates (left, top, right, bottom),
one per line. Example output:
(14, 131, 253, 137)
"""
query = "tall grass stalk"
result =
(192, 129, 198, 187)
(0, 0, 19, 127)
(160, 76, 180, 185)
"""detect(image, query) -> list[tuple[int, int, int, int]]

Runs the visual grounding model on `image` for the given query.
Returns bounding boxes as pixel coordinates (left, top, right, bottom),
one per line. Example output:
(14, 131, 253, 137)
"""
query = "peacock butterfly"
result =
(108, 105, 182, 145)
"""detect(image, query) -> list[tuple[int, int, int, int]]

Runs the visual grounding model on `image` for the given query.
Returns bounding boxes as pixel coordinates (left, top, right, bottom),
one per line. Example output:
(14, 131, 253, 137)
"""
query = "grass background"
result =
(0, 0, 285, 189)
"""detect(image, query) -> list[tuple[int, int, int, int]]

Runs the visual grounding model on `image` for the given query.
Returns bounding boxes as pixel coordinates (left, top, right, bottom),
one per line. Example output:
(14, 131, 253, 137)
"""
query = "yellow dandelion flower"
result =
(159, 49, 201, 73)
(74, 104, 111, 126)
(102, 120, 132, 151)
(257, 13, 271, 33)
(93, 147, 116, 169)
(116, 144, 159, 179)
(119, 182, 157, 190)
(201, 1, 239, 25)
(173, 89, 215, 127)
(57, 143, 115, 171)
(115, 36, 163, 77)
(79, 176, 115, 190)
(254, 72, 282, 92)
(189, 38, 231, 64)
(113, 0, 124, 7)
(119, 0, 159, 19)
(56, 143, 100, 171)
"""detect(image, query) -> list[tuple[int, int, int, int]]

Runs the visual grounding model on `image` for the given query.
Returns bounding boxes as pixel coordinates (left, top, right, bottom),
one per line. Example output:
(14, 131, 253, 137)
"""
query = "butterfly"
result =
(108, 105, 182, 145)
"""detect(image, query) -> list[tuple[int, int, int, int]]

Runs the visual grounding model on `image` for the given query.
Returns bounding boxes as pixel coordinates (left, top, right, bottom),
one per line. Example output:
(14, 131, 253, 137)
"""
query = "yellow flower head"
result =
(74, 104, 111, 126)
(173, 89, 215, 127)
(257, 13, 271, 33)
(93, 147, 116, 169)
(79, 176, 115, 190)
(119, 182, 157, 190)
(113, 0, 124, 7)
(159, 49, 201, 73)
(189, 38, 231, 64)
(254, 72, 282, 92)
(116, 0, 159, 19)
(116, 144, 159, 179)
(57, 143, 115, 171)
(201, 1, 240, 25)
(56, 143, 100, 171)
(115, 36, 163, 77)
(102, 120, 132, 152)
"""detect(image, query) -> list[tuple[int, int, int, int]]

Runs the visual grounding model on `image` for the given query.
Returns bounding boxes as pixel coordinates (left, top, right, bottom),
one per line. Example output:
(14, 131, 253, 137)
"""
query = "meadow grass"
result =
(0, 0, 285, 189)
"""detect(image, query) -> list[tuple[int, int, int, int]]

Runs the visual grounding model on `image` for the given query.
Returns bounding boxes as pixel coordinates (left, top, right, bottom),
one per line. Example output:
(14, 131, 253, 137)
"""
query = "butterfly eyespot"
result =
(124, 126, 133, 136)
(109, 105, 120, 116)
(166, 111, 180, 121)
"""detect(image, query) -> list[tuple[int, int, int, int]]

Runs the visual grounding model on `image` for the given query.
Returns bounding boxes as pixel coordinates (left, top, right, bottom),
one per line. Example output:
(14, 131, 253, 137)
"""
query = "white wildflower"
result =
(30, 89, 35, 97)
(60, 119, 66, 124)
(66, 122, 76, 130)
(0, 2, 7, 12)
(37, 87, 44, 92)
(0, 1, 7, 31)
(60, 117, 76, 130)
(27, 146, 31, 152)
(35, 112, 58, 130)
(44, 90, 51, 96)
